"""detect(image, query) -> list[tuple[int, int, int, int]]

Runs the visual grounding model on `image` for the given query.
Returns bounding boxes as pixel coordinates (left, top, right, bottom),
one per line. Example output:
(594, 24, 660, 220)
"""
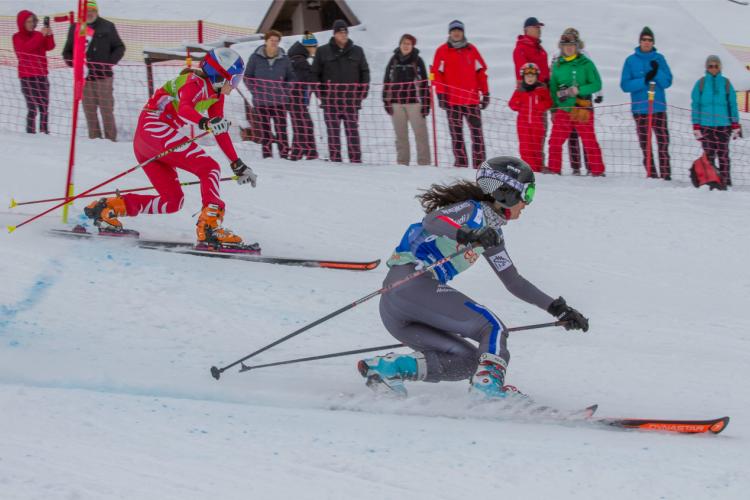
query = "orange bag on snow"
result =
(690, 154, 725, 190)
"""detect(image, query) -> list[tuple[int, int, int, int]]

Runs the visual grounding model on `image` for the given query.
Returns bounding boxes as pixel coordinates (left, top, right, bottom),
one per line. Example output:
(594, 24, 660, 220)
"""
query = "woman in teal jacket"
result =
(691, 55, 741, 186)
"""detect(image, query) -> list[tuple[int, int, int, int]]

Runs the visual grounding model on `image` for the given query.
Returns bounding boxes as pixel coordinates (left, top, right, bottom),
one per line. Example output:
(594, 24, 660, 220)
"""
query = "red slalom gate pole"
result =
(7, 132, 210, 233)
(10, 176, 237, 208)
(61, 0, 87, 223)
(644, 82, 656, 177)
(429, 66, 439, 166)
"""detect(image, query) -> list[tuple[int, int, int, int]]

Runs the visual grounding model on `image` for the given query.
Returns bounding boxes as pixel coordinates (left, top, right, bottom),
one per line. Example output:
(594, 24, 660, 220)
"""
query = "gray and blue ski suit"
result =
(381, 200, 555, 382)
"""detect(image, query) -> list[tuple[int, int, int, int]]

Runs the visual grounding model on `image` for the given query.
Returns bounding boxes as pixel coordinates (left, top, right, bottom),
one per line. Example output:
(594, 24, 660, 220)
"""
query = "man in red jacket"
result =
(512, 17, 549, 85)
(432, 20, 489, 168)
(13, 10, 55, 134)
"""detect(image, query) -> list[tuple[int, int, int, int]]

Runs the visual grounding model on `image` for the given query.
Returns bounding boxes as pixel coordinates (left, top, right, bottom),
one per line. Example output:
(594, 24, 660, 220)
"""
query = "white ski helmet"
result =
(201, 47, 244, 90)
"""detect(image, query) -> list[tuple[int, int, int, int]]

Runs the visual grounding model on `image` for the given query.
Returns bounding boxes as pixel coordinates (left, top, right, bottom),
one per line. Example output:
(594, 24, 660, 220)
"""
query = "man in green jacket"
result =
(548, 29, 605, 175)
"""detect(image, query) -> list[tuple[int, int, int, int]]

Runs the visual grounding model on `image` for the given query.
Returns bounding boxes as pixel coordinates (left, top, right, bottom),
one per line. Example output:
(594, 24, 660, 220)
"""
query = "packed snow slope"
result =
(1, 134, 750, 499)
(1, 1, 750, 499)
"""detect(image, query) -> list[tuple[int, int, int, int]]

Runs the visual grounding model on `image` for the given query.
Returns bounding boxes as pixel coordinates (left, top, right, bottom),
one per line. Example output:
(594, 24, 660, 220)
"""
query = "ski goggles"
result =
(478, 168, 536, 205)
(213, 73, 243, 89)
(521, 183, 535, 204)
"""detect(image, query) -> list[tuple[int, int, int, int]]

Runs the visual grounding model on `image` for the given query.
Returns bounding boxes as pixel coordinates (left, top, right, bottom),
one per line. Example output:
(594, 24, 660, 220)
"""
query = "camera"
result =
(43, 16, 50, 28)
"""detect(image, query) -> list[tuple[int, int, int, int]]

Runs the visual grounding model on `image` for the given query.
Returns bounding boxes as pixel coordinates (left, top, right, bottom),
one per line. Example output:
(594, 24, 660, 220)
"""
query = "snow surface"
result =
(1, 1, 750, 499)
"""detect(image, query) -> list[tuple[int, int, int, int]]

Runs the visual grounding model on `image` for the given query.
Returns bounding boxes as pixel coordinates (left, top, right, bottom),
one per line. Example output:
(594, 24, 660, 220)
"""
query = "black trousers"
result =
(255, 105, 289, 158)
(446, 105, 485, 168)
(700, 126, 732, 186)
(634, 112, 671, 178)
(323, 108, 361, 163)
(289, 100, 318, 159)
(20, 76, 50, 134)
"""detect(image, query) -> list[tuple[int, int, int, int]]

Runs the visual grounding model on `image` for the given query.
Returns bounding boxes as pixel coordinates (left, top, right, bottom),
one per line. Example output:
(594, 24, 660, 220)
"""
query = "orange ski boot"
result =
(195, 203, 249, 248)
(84, 196, 136, 235)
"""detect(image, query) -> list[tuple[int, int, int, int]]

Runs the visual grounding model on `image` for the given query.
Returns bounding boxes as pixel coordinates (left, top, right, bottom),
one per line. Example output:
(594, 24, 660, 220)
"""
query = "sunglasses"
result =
(640, 37, 654, 42)
(707, 64, 720, 69)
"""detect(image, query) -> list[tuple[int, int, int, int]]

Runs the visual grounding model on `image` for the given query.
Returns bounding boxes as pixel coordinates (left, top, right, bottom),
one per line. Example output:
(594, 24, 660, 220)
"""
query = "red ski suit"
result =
(432, 42, 488, 105)
(123, 71, 238, 217)
(512, 35, 549, 84)
(509, 85, 552, 171)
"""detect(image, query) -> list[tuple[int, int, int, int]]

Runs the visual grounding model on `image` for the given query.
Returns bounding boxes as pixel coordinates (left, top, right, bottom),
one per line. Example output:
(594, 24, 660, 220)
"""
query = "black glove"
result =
(548, 297, 589, 332)
(594, 95, 603, 104)
(644, 60, 658, 83)
(481, 93, 491, 110)
(230, 158, 257, 187)
(384, 101, 393, 116)
(455, 225, 500, 249)
(421, 101, 430, 117)
(437, 93, 448, 110)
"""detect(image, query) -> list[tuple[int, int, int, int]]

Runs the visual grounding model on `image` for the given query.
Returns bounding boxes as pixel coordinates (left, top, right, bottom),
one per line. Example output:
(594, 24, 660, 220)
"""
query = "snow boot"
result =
(196, 204, 243, 246)
(358, 352, 426, 398)
(84, 196, 129, 233)
(470, 353, 512, 399)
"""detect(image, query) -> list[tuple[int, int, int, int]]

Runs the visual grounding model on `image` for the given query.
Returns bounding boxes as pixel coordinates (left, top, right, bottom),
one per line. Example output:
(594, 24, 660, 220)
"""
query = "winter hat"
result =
(332, 19, 348, 34)
(302, 31, 318, 47)
(448, 19, 465, 32)
(706, 55, 722, 68)
(400, 33, 417, 46)
(640, 26, 654, 41)
(519, 62, 540, 77)
(265, 30, 282, 41)
(86, 0, 98, 11)
(559, 27, 584, 51)
(524, 17, 544, 28)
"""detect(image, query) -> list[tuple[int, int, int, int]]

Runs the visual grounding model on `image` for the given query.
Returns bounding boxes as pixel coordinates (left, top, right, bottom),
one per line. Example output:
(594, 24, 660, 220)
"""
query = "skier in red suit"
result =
(84, 47, 258, 248)
(508, 63, 552, 172)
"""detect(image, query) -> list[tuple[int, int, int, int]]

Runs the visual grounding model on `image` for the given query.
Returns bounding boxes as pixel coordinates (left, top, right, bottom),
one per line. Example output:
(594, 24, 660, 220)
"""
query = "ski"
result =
(48, 228, 381, 271)
(594, 415, 730, 435)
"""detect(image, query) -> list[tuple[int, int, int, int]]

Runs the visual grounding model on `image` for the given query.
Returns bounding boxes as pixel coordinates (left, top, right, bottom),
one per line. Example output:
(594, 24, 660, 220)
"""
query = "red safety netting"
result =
(0, 14, 255, 62)
(2, 48, 749, 187)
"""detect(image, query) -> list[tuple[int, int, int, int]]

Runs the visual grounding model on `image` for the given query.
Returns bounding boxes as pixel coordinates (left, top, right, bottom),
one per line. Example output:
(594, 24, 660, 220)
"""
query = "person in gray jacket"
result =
(358, 156, 589, 398)
(243, 30, 296, 158)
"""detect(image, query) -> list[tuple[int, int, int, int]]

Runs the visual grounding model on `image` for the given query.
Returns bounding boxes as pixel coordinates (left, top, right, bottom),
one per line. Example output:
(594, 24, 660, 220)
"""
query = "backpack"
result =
(690, 154, 726, 190)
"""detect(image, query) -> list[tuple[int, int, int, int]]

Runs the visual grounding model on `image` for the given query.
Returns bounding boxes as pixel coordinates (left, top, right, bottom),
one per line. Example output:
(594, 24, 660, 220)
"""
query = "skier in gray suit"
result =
(358, 156, 589, 398)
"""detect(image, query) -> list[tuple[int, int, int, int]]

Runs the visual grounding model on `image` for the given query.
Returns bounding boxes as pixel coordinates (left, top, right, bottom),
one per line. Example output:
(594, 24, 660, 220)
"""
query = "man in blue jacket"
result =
(620, 27, 673, 179)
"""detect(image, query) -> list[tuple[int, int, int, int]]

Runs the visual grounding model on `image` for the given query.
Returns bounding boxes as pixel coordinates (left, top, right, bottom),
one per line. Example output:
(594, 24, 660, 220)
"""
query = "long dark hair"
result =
(417, 179, 493, 213)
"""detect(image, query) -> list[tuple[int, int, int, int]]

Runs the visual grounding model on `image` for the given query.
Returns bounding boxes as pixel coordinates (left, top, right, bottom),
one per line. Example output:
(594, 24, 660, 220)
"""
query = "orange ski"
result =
(599, 416, 729, 435)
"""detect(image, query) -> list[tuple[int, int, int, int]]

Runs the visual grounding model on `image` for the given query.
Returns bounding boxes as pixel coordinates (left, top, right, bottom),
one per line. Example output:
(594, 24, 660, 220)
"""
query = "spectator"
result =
(312, 19, 370, 163)
(509, 63, 552, 171)
(691, 55, 741, 187)
(13, 10, 55, 134)
(244, 30, 295, 159)
(548, 29, 605, 176)
(620, 27, 673, 180)
(383, 33, 431, 166)
(287, 31, 319, 160)
(433, 20, 490, 168)
(62, 0, 124, 141)
(513, 17, 549, 86)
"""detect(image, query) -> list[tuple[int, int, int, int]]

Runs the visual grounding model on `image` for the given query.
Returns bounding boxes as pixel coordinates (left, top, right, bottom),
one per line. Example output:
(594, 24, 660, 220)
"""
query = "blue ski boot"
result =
(357, 352, 425, 398)
(470, 353, 512, 399)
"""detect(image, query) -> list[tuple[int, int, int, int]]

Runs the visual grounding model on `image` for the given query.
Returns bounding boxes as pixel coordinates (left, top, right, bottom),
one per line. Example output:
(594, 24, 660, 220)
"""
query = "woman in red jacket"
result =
(509, 63, 552, 172)
(12, 10, 55, 134)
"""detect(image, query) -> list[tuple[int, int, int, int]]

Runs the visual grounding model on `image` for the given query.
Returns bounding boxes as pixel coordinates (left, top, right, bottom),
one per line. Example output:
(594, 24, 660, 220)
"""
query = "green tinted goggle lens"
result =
(523, 183, 535, 204)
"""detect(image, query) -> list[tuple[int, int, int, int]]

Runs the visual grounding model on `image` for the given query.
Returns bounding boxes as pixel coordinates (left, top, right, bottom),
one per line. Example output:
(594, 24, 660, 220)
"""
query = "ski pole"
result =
(210, 246, 475, 380)
(7, 131, 211, 233)
(9, 175, 238, 208)
(236, 321, 567, 374)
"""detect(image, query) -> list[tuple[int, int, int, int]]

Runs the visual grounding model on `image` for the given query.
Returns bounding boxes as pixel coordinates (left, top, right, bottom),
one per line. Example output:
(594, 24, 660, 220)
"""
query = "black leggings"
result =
(20, 76, 50, 133)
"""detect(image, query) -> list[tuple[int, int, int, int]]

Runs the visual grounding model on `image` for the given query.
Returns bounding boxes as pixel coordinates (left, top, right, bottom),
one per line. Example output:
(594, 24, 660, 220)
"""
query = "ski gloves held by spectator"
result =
(231, 159, 257, 187)
(556, 85, 579, 99)
(694, 123, 743, 141)
(645, 60, 659, 84)
(548, 297, 589, 332)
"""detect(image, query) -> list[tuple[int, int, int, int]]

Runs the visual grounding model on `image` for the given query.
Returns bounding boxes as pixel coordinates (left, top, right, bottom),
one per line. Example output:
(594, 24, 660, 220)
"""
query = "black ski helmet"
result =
(476, 156, 536, 208)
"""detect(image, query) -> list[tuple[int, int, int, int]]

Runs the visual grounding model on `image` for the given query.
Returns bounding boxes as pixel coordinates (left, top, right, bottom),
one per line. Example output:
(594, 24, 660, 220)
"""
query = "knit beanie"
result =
(640, 26, 654, 42)
(448, 19, 465, 32)
(332, 19, 348, 33)
(86, 0, 98, 11)
(302, 31, 318, 47)
(706, 55, 722, 68)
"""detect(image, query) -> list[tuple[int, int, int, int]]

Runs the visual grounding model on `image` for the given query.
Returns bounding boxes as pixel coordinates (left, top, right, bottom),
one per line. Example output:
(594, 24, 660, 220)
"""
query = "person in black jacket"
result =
(287, 32, 319, 160)
(62, 0, 125, 141)
(311, 19, 370, 163)
(383, 34, 431, 165)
